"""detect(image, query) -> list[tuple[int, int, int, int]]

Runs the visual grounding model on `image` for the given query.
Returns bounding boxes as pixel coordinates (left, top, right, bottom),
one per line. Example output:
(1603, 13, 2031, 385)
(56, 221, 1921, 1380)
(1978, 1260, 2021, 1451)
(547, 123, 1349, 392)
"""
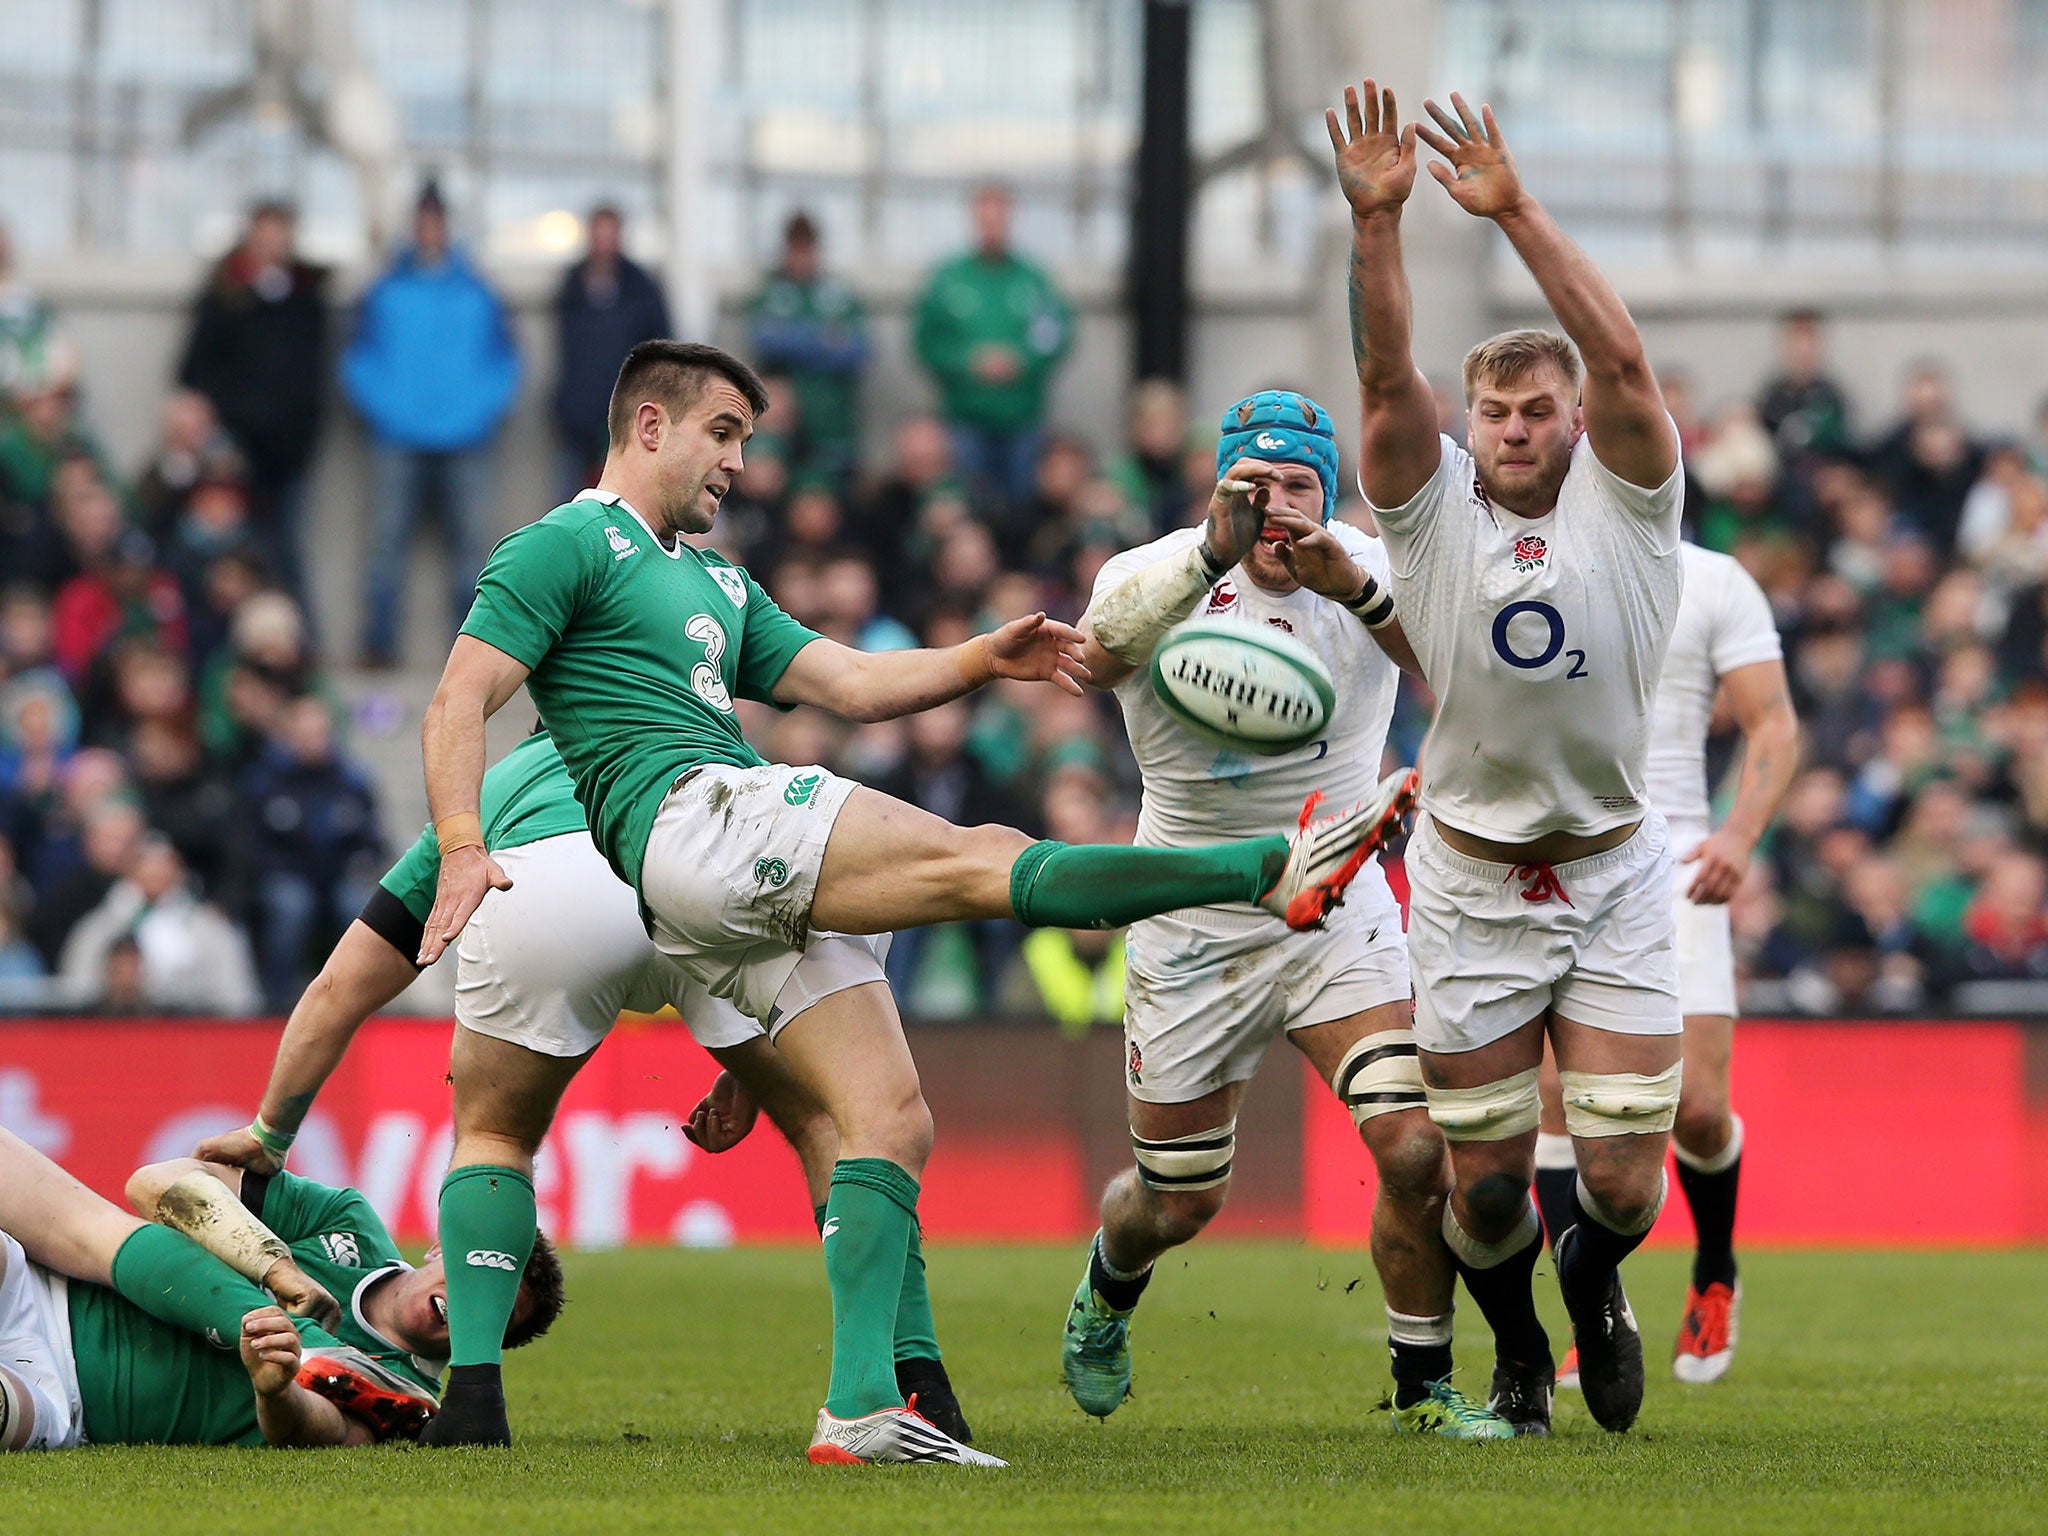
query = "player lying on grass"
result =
(1058, 389, 1510, 1439)
(415, 340, 1408, 1463)
(1338, 79, 1685, 1434)
(0, 1125, 559, 1449)
(197, 728, 975, 1448)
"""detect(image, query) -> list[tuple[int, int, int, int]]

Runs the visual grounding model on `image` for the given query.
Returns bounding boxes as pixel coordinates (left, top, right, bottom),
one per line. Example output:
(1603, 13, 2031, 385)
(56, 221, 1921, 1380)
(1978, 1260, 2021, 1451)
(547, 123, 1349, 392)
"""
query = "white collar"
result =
(579, 487, 683, 559)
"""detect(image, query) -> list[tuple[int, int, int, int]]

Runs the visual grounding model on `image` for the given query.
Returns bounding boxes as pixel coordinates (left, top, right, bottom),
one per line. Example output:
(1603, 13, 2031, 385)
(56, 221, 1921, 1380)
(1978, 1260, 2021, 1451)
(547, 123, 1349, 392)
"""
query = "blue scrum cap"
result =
(1215, 390, 1339, 521)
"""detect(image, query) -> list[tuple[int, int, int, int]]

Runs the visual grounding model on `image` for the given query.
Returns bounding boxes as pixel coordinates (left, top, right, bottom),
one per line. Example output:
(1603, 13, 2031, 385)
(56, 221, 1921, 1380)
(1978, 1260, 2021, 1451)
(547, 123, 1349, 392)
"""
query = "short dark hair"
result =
(607, 340, 770, 449)
(505, 1230, 565, 1350)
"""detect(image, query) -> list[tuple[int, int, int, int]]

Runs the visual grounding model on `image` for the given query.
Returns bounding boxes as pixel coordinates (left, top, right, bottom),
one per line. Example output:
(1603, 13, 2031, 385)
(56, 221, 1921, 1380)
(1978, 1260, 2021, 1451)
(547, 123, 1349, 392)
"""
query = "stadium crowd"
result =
(2, 188, 2046, 1019)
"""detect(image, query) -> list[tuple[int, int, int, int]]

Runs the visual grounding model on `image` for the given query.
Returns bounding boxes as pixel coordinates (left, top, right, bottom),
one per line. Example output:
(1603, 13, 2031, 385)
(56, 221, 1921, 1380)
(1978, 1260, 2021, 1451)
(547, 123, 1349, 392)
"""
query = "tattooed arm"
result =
(1328, 78, 1443, 508)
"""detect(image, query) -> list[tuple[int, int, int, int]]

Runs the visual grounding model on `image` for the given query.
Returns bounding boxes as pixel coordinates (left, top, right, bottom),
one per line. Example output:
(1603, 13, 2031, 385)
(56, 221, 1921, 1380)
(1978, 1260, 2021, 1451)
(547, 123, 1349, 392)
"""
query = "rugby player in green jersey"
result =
(415, 339, 1414, 1463)
(0, 1126, 559, 1450)
(197, 729, 977, 1445)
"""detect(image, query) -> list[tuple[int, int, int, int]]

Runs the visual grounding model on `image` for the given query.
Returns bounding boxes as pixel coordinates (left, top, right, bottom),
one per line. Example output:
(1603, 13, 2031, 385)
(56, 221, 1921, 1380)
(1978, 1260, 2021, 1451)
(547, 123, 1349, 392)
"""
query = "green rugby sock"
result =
(438, 1164, 536, 1368)
(1008, 838, 1289, 929)
(821, 1158, 920, 1419)
(814, 1202, 939, 1365)
(110, 1225, 273, 1350)
(894, 1220, 941, 1365)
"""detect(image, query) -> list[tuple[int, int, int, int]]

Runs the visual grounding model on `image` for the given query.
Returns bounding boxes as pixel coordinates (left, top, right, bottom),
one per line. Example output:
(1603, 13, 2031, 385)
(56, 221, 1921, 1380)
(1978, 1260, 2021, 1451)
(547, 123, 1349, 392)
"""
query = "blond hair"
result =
(1461, 329, 1582, 404)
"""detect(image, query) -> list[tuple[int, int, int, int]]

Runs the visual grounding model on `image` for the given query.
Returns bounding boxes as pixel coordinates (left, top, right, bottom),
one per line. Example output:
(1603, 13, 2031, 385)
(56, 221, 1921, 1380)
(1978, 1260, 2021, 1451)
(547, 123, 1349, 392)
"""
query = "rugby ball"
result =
(1149, 618, 1335, 756)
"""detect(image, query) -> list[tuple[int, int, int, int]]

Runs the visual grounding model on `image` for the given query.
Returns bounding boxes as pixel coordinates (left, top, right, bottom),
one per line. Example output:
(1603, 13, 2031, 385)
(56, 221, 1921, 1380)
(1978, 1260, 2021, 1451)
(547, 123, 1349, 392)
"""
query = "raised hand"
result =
(987, 612, 1092, 696)
(1262, 507, 1367, 601)
(1415, 93, 1526, 220)
(1327, 78, 1419, 221)
(1205, 461, 1273, 572)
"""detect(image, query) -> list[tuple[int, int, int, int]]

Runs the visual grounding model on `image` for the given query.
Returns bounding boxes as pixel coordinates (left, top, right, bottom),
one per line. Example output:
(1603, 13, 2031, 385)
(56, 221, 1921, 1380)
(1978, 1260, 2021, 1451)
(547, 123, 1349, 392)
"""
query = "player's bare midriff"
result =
(1428, 814, 1641, 867)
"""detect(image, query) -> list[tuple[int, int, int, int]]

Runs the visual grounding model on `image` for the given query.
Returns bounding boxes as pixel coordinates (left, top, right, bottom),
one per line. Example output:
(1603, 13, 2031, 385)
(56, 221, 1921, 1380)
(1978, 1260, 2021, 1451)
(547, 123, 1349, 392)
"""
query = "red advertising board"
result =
(1305, 1020, 2048, 1247)
(4, 1017, 2045, 1246)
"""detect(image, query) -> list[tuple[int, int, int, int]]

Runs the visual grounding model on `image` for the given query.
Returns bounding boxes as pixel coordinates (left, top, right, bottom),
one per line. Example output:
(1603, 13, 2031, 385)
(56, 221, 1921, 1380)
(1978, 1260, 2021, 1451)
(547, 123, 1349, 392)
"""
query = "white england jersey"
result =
(1646, 542, 1783, 854)
(1096, 524, 1401, 927)
(1363, 432, 1684, 842)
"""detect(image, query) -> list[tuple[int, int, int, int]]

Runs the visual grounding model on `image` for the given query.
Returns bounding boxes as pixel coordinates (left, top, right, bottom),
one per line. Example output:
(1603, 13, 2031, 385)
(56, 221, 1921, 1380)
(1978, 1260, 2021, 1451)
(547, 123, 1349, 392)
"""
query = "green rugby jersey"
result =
(459, 491, 822, 890)
(68, 1173, 441, 1445)
(380, 729, 588, 922)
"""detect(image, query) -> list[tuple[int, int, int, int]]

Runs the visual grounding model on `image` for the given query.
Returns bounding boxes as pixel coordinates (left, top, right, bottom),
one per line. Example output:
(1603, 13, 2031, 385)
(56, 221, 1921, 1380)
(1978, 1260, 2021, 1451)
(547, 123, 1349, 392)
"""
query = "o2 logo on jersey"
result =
(1491, 600, 1587, 678)
(685, 613, 734, 712)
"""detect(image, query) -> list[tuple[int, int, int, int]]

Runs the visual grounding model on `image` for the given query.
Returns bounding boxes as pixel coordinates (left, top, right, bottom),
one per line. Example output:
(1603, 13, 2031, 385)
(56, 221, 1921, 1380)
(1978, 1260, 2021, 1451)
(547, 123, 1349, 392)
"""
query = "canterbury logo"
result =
(1255, 431, 1286, 451)
(604, 525, 637, 562)
(465, 1249, 519, 1271)
(319, 1232, 360, 1266)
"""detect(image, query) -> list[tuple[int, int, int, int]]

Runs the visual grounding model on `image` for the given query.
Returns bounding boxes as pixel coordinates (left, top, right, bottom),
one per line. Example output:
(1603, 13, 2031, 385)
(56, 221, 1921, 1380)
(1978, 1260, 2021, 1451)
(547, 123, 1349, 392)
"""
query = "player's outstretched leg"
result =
(1670, 1012, 1741, 1384)
(811, 775, 1416, 941)
(422, 1029, 588, 1448)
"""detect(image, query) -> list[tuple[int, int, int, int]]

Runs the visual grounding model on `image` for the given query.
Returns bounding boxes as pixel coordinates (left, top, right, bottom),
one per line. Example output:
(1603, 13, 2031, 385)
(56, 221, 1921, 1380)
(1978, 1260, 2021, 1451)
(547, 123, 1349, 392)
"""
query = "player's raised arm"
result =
(1415, 93, 1677, 491)
(417, 635, 530, 964)
(1328, 80, 1442, 508)
(1683, 658, 1799, 904)
(770, 612, 1090, 723)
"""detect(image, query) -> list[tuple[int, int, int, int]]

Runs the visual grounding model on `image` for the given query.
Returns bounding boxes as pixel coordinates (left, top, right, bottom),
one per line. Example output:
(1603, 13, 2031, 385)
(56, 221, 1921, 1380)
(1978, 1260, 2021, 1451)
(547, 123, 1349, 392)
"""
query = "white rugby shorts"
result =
(638, 762, 869, 1026)
(1407, 813, 1680, 1054)
(457, 827, 886, 1056)
(1673, 877, 1738, 1021)
(1122, 870, 1410, 1105)
(0, 1232, 85, 1450)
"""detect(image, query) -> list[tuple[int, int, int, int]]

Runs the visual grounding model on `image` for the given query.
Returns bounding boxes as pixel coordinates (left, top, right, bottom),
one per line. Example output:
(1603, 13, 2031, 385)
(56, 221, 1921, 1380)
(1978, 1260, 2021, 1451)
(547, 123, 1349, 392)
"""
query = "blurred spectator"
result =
(1956, 848, 2048, 981)
(130, 717, 235, 901)
(814, 551, 916, 652)
(1867, 361, 1984, 553)
(134, 390, 247, 542)
(1756, 309, 1851, 459)
(342, 180, 521, 667)
(746, 212, 869, 487)
(176, 201, 327, 600)
(912, 184, 1072, 512)
(0, 898, 46, 1008)
(199, 591, 328, 768)
(51, 530, 187, 686)
(1691, 403, 1791, 554)
(854, 415, 973, 578)
(0, 357, 113, 516)
(552, 204, 671, 498)
(1105, 379, 1192, 536)
(58, 833, 259, 1014)
(0, 221, 65, 397)
(996, 925, 1125, 1036)
(238, 695, 381, 1009)
(27, 788, 143, 966)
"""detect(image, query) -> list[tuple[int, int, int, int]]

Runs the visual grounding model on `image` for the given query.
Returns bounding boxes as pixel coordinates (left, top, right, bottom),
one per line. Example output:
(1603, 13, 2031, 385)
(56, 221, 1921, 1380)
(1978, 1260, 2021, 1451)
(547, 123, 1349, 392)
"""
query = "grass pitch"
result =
(9, 1244, 2045, 1535)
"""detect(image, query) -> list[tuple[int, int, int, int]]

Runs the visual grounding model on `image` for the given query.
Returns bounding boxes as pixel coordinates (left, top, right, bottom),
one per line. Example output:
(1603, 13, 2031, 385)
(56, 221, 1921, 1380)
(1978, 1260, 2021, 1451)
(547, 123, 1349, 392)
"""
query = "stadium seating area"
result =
(2, 234, 2045, 1019)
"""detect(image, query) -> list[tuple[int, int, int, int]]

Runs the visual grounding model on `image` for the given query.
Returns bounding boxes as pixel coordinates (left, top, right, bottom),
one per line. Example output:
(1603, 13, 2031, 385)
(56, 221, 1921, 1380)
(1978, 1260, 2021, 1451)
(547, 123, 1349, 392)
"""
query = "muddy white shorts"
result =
(458, 826, 886, 1055)
(0, 1233, 84, 1450)
(1122, 866, 1410, 1104)
(1406, 813, 1680, 1055)
(638, 762, 869, 1025)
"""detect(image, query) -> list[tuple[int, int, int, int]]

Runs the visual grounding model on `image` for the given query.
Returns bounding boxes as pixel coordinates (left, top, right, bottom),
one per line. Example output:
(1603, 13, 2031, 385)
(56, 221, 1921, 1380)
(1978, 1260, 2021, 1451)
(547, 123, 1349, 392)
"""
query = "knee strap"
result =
(1557, 1062, 1683, 1139)
(1425, 1067, 1541, 1143)
(1333, 1029, 1427, 1126)
(1132, 1118, 1236, 1192)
